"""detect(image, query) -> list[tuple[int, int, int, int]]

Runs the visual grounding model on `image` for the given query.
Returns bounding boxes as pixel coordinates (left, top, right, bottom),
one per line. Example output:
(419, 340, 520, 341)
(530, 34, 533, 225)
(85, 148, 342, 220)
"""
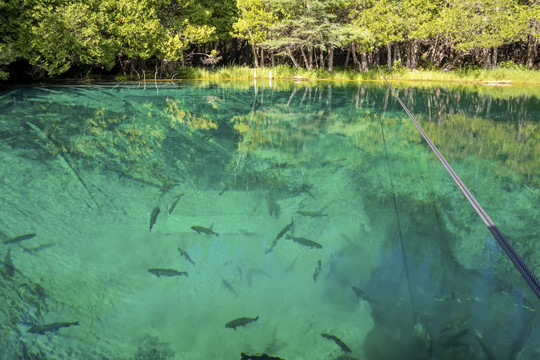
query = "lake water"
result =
(0, 81, 539, 359)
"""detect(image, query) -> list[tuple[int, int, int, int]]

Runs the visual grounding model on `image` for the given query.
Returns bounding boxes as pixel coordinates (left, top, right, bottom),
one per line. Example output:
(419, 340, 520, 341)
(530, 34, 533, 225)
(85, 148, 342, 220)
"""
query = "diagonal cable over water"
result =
(377, 66, 540, 300)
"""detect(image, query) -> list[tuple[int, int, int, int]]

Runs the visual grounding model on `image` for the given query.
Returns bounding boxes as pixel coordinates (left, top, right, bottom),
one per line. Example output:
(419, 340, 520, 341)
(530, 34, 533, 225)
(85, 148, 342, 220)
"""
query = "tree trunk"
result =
(526, 29, 538, 68)
(319, 48, 325, 70)
(482, 47, 491, 69)
(260, 47, 264, 67)
(373, 46, 380, 66)
(360, 52, 368, 72)
(344, 47, 351, 68)
(387, 43, 393, 71)
(251, 43, 259, 68)
(491, 47, 497, 69)
(394, 42, 401, 66)
(287, 46, 300, 68)
(300, 47, 310, 69)
(307, 47, 313, 69)
(351, 43, 361, 71)
(328, 46, 334, 72)
(271, 50, 275, 67)
(408, 39, 418, 69)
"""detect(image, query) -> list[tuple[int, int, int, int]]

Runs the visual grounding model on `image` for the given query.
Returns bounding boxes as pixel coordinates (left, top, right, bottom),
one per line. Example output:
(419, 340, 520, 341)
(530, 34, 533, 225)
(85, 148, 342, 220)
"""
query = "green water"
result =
(0, 81, 538, 359)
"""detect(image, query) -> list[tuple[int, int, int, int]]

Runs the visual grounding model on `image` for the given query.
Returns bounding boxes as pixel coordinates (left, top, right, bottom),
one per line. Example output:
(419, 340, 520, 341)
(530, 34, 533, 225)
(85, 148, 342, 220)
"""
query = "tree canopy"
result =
(0, 0, 539, 79)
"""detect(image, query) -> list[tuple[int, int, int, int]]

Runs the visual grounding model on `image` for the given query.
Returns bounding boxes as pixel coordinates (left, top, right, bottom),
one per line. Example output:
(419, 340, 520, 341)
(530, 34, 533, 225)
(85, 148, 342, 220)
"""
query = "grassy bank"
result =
(145, 63, 540, 84)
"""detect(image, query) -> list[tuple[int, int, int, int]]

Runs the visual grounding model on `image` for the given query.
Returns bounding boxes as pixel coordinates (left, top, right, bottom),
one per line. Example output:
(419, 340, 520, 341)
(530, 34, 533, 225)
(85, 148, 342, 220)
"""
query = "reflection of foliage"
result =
(165, 98, 218, 131)
(28, 88, 224, 190)
(423, 114, 539, 187)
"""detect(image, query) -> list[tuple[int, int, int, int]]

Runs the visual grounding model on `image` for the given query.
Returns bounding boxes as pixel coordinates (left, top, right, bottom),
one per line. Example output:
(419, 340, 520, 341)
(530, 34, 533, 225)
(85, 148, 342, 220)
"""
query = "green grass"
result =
(171, 64, 540, 84)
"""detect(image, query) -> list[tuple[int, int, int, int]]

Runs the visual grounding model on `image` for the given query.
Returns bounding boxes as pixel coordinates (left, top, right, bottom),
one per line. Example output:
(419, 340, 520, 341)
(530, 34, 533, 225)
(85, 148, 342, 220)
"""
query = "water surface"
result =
(0, 81, 538, 359)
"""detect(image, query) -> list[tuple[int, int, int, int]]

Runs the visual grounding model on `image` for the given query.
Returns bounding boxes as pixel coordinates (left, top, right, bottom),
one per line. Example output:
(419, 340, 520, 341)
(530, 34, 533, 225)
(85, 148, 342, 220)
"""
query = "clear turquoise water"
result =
(0, 81, 538, 359)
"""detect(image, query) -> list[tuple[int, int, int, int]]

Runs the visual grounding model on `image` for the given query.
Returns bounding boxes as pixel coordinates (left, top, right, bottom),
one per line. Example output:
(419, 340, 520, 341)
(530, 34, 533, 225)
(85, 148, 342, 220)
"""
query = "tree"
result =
(437, 0, 529, 68)
(233, 0, 277, 67)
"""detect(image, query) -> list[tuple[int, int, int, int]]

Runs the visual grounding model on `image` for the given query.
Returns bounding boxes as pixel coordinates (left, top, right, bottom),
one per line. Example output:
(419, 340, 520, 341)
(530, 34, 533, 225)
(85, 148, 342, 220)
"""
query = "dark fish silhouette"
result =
(178, 247, 195, 265)
(241, 353, 285, 360)
(27, 321, 79, 334)
(265, 219, 294, 254)
(3, 233, 37, 245)
(225, 316, 259, 330)
(313, 260, 322, 282)
(22, 243, 56, 254)
(352, 287, 379, 304)
(168, 194, 184, 214)
(149, 207, 160, 231)
(296, 210, 327, 217)
(286, 234, 322, 249)
(191, 225, 219, 236)
(321, 333, 352, 353)
(222, 278, 238, 296)
(148, 268, 188, 278)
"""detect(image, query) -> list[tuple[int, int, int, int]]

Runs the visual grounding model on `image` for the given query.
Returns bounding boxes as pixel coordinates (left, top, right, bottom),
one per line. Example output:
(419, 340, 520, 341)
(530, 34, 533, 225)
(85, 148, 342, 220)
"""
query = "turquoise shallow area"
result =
(0, 81, 538, 359)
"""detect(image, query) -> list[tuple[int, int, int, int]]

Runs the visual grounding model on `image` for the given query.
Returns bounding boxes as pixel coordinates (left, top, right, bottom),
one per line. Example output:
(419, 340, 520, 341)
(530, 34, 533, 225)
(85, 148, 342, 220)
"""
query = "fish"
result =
(285, 234, 322, 249)
(225, 316, 259, 330)
(222, 278, 238, 296)
(351, 287, 379, 304)
(191, 225, 219, 236)
(313, 260, 322, 282)
(321, 333, 352, 353)
(265, 219, 294, 254)
(27, 321, 79, 334)
(148, 268, 188, 278)
(3, 233, 37, 245)
(296, 209, 327, 217)
(240, 353, 285, 360)
(168, 194, 184, 214)
(177, 247, 195, 265)
(22, 243, 56, 254)
(149, 207, 160, 231)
